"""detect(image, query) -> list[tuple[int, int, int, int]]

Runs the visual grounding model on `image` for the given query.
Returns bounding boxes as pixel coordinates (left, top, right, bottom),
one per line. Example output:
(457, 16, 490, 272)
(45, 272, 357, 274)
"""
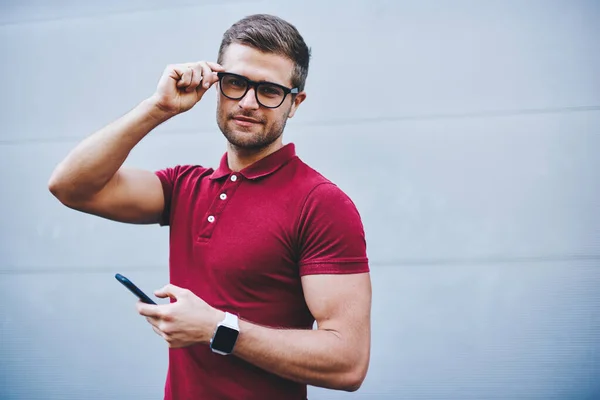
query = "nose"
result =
(238, 87, 260, 110)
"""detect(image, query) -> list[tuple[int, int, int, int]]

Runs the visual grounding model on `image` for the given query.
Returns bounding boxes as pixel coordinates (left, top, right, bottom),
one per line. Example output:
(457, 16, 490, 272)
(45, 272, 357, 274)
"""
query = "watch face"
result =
(211, 325, 239, 354)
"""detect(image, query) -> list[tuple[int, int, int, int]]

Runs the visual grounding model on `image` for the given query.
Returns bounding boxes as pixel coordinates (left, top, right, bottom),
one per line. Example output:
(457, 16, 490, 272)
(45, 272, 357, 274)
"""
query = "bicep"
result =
(302, 273, 372, 340)
(74, 167, 165, 224)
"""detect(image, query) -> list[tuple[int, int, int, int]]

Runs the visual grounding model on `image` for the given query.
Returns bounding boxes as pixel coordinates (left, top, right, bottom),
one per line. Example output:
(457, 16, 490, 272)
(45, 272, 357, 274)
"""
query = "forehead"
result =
(220, 43, 294, 87)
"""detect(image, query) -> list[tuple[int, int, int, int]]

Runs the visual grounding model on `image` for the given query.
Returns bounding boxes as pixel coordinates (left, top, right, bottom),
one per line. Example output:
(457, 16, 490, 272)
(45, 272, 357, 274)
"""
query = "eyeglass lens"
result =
(220, 74, 286, 108)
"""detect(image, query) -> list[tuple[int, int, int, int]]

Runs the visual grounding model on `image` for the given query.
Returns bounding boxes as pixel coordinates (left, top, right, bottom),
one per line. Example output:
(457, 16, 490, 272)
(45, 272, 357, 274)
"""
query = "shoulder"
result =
(156, 164, 211, 180)
(286, 159, 365, 238)
(289, 158, 359, 215)
(286, 156, 338, 191)
(155, 164, 213, 189)
(291, 160, 369, 274)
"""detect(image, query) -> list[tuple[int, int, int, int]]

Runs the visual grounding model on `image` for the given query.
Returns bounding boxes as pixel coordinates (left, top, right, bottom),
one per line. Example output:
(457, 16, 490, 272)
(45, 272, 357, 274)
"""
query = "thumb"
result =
(195, 71, 219, 97)
(154, 284, 185, 299)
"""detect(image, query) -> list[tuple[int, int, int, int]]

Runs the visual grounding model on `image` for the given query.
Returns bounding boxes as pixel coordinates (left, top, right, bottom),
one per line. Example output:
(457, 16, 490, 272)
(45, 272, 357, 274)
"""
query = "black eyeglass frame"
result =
(216, 72, 299, 109)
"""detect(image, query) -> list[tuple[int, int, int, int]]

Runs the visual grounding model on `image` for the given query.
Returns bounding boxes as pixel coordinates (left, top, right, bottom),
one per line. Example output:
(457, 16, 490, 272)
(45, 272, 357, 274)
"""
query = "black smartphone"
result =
(115, 273, 157, 305)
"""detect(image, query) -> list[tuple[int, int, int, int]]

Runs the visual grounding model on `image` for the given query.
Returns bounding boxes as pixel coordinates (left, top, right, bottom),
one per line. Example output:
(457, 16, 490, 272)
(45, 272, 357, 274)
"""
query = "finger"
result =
(188, 66, 203, 92)
(184, 68, 196, 92)
(206, 61, 225, 72)
(146, 316, 160, 328)
(175, 66, 192, 89)
(155, 291, 170, 299)
(172, 65, 185, 87)
(207, 70, 220, 86)
(181, 67, 194, 88)
(151, 325, 166, 339)
(137, 301, 163, 318)
(195, 75, 218, 96)
(200, 62, 214, 89)
(154, 284, 186, 299)
(198, 71, 220, 95)
(204, 62, 223, 86)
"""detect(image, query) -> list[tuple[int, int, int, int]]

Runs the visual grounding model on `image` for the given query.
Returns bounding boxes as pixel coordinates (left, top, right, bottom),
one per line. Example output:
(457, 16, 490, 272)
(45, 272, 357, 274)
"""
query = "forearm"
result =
(232, 319, 364, 391)
(49, 97, 171, 200)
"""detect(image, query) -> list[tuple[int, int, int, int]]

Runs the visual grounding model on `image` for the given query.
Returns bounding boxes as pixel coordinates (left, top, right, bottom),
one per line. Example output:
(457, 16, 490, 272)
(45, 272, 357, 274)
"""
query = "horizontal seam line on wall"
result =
(1, 254, 599, 275)
(0, 104, 599, 146)
(372, 254, 600, 267)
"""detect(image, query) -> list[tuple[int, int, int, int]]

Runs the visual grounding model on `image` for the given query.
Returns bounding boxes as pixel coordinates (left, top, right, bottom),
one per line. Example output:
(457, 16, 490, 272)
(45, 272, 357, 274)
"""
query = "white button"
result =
(230, 175, 237, 182)
(207, 215, 215, 223)
(220, 193, 227, 200)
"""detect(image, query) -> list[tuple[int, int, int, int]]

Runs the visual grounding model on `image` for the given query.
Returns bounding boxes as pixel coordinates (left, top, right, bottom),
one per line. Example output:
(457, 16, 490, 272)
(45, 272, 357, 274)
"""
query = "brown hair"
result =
(217, 14, 311, 92)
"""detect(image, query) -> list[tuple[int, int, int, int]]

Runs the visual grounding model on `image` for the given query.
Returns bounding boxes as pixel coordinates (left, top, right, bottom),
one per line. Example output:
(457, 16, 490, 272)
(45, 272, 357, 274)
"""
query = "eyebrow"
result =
(226, 72, 290, 88)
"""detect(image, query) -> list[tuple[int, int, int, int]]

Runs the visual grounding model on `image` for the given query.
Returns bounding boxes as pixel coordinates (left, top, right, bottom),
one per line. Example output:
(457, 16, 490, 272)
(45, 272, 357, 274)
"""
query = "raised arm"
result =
(48, 98, 168, 224)
(48, 61, 224, 223)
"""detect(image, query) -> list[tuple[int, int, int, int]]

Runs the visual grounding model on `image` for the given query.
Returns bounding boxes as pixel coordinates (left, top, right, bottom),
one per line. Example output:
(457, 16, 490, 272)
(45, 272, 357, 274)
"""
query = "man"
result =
(49, 14, 371, 400)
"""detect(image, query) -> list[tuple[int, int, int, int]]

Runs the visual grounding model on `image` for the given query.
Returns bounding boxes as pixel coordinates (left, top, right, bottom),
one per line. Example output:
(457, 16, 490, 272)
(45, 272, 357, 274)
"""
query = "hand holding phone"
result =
(115, 273, 157, 305)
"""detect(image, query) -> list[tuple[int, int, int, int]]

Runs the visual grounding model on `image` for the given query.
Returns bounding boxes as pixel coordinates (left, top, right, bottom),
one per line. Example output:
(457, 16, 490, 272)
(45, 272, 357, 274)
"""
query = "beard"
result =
(217, 107, 290, 151)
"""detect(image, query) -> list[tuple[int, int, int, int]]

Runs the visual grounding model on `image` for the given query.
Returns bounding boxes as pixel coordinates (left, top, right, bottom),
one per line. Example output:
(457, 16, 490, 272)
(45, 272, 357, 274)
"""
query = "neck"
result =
(226, 138, 283, 172)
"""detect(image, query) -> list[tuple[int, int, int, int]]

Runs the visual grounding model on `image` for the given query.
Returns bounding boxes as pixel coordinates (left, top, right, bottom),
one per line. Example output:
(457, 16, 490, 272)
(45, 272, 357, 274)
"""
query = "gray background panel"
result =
(1, 0, 599, 142)
(2, 112, 598, 270)
(1, 0, 599, 399)
(1, 261, 599, 399)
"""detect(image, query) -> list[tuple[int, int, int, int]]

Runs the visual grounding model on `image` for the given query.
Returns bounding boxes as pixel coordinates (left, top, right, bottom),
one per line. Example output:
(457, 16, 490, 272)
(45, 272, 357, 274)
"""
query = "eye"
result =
(225, 77, 245, 88)
(259, 85, 283, 97)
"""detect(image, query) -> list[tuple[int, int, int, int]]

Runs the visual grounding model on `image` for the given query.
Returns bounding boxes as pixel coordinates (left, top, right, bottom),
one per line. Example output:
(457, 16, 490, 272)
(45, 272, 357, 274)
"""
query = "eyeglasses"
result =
(217, 72, 299, 109)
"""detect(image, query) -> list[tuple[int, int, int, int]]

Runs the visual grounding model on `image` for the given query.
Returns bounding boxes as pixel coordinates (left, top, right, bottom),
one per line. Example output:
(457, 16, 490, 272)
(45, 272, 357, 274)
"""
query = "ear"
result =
(287, 92, 307, 119)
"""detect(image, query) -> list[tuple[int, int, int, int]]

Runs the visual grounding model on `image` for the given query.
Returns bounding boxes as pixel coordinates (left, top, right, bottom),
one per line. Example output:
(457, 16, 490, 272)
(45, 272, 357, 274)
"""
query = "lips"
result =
(231, 115, 262, 128)
(232, 116, 261, 124)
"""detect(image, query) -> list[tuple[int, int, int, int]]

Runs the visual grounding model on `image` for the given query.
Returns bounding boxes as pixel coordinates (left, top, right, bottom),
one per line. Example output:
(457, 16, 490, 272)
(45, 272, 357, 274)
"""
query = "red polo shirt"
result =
(155, 143, 369, 400)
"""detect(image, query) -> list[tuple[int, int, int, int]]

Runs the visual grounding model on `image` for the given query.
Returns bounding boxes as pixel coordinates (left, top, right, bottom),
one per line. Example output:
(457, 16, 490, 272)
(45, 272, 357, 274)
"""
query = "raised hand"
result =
(151, 61, 225, 116)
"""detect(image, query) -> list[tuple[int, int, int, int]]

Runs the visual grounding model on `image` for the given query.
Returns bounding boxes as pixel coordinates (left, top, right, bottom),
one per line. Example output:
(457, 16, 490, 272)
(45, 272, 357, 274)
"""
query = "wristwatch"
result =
(210, 312, 240, 355)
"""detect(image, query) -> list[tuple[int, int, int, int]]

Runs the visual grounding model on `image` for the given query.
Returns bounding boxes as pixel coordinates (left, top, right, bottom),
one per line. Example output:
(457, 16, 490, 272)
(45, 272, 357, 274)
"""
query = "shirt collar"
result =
(209, 143, 297, 181)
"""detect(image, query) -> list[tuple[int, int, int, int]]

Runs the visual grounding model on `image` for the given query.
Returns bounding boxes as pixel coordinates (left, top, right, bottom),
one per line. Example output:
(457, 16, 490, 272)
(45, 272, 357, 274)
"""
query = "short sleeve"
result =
(155, 166, 181, 226)
(297, 183, 370, 276)
(155, 165, 205, 226)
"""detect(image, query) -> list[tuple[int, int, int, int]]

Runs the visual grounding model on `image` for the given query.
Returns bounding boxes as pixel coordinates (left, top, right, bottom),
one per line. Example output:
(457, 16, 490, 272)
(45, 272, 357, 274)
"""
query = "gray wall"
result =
(1, 1, 599, 399)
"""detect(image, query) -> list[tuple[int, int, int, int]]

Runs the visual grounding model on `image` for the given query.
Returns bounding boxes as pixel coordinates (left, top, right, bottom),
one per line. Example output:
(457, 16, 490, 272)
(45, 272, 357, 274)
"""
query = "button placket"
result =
(197, 173, 242, 241)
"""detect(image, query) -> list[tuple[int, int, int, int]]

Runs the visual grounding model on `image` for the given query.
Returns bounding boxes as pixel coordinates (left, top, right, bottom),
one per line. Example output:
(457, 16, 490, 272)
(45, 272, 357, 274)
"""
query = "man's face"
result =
(216, 43, 306, 151)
